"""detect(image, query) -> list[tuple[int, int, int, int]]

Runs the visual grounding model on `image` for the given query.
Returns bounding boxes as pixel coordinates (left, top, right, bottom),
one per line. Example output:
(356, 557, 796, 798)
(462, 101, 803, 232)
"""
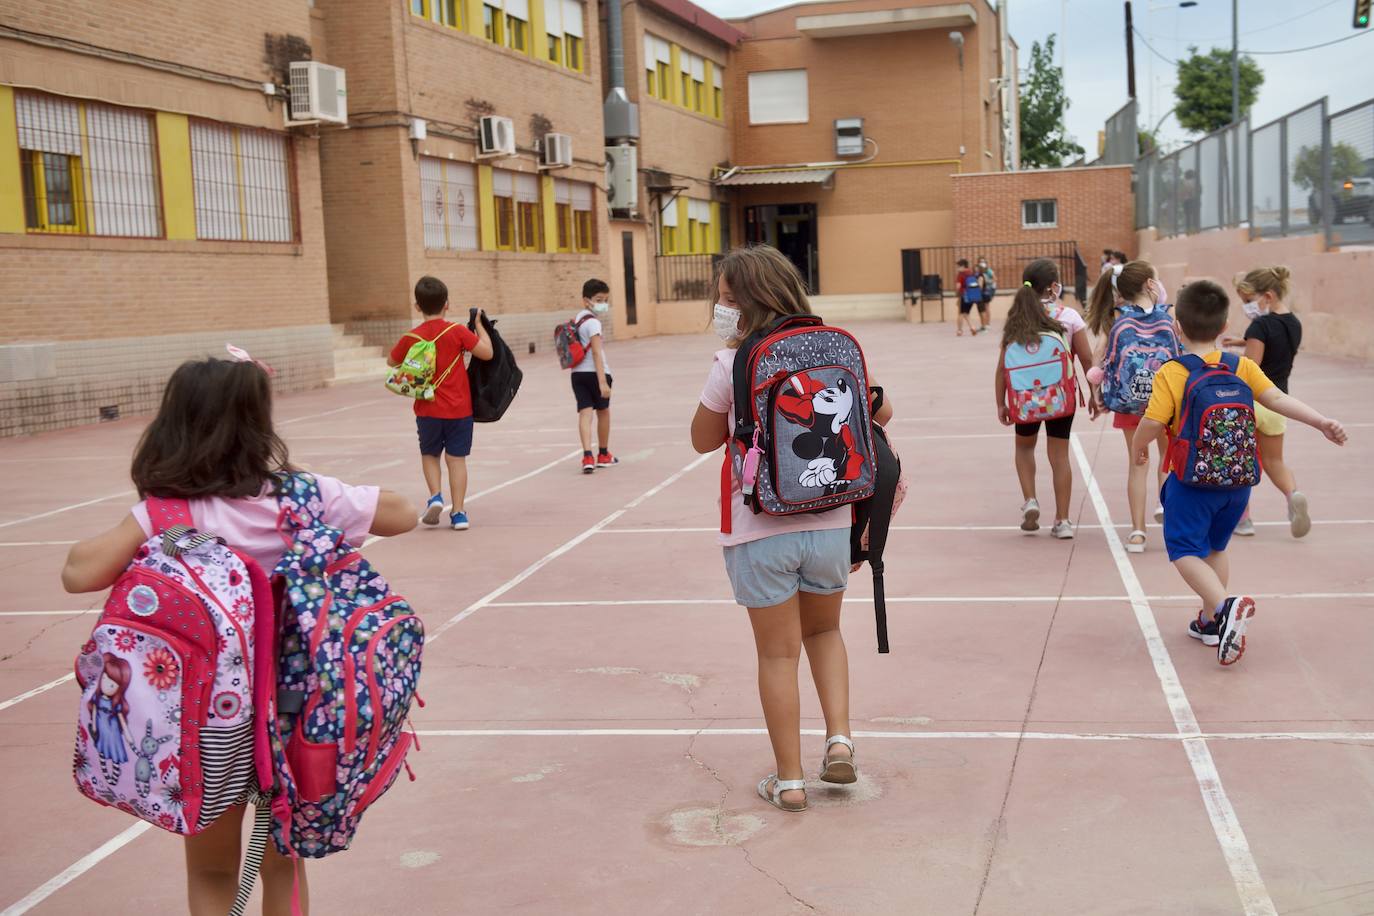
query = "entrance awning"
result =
(717, 168, 835, 187)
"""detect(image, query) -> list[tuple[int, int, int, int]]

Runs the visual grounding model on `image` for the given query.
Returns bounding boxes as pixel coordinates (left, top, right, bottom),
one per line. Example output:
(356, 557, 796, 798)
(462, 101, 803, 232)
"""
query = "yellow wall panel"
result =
(155, 112, 197, 240)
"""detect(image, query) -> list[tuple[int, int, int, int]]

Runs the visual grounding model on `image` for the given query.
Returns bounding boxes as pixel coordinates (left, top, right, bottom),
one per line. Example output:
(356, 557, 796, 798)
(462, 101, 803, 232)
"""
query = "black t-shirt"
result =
(1243, 313, 1302, 393)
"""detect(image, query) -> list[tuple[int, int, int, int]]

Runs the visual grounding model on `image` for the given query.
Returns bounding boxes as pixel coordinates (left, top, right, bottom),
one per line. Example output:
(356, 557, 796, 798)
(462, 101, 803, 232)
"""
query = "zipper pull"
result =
(741, 430, 763, 497)
(404, 760, 417, 782)
(408, 719, 421, 752)
(413, 692, 426, 708)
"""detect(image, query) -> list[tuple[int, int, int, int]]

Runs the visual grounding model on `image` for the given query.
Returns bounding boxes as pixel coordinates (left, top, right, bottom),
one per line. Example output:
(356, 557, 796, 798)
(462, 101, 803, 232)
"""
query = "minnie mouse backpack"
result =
(72, 499, 274, 837)
(727, 315, 902, 651)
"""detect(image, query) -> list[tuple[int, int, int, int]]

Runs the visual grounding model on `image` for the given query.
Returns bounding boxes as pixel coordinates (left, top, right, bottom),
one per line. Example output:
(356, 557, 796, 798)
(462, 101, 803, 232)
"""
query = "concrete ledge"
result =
(797, 3, 975, 38)
(809, 293, 906, 322)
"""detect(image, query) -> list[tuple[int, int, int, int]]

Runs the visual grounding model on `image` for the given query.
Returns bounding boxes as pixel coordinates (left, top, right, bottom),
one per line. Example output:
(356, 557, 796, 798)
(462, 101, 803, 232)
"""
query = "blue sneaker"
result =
(450, 511, 470, 531)
(421, 494, 445, 526)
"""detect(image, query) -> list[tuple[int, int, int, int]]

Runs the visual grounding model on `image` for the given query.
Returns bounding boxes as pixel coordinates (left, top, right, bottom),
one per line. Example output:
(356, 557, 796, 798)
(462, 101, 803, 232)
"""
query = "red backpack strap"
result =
(146, 497, 193, 535)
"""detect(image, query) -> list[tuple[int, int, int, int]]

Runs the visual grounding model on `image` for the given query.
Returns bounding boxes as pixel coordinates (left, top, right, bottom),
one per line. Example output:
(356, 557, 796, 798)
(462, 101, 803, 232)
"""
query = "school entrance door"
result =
(744, 204, 818, 293)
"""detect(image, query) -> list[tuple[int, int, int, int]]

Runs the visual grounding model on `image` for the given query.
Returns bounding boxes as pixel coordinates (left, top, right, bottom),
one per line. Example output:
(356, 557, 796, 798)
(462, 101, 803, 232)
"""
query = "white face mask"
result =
(713, 303, 743, 342)
(1241, 299, 1264, 320)
(590, 300, 610, 315)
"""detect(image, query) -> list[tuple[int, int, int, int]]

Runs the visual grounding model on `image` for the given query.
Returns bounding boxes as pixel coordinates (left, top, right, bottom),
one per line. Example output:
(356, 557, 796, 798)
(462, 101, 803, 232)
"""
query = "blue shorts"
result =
(722, 528, 850, 608)
(1160, 476, 1251, 562)
(416, 416, 474, 458)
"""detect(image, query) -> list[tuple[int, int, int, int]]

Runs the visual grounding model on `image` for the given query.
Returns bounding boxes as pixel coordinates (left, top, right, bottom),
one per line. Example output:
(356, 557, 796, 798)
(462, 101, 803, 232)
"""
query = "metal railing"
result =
(1135, 94, 1374, 248)
(655, 254, 718, 302)
(910, 240, 1085, 302)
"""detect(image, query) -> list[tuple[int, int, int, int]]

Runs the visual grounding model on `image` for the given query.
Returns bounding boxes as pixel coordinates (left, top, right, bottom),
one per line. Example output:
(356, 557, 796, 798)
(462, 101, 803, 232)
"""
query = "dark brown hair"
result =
(1176, 280, 1230, 341)
(1002, 258, 1065, 348)
(582, 278, 610, 299)
(712, 245, 812, 347)
(415, 276, 448, 316)
(1086, 258, 1155, 336)
(131, 358, 294, 499)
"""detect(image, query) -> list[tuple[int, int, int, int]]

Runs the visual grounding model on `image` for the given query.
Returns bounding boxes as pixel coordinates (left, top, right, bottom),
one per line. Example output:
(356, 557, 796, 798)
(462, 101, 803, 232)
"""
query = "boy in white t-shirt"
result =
(570, 278, 618, 474)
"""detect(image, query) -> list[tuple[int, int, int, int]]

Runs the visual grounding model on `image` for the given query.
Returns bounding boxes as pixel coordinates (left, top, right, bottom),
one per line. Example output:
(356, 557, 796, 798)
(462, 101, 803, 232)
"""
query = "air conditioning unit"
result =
(605, 145, 638, 214)
(541, 133, 573, 169)
(478, 116, 517, 158)
(288, 61, 347, 125)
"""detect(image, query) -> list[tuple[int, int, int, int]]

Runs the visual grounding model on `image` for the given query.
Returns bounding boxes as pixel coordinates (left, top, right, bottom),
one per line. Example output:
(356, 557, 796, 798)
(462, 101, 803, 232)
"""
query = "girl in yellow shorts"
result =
(1224, 266, 1310, 537)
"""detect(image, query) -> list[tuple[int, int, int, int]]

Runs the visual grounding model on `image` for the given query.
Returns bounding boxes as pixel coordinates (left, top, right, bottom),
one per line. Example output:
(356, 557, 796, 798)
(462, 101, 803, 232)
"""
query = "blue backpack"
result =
(1100, 305, 1180, 414)
(1165, 353, 1261, 490)
(262, 473, 424, 860)
(961, 271, 982, 304)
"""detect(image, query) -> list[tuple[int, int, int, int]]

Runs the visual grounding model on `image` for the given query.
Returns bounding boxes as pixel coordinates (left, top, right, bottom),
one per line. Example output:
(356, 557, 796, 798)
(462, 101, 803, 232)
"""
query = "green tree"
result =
(1138, 129, 1160, 155)
(1018, 36, 1084, 168)
(1174, 47, 1263, 134)
(1291, 142, 1366, 191)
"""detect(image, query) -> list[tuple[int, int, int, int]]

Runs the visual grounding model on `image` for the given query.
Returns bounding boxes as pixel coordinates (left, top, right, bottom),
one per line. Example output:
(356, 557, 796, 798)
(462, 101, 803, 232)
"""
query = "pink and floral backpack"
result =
(263, 473, 425, 859)
(72, 499, 273, 836)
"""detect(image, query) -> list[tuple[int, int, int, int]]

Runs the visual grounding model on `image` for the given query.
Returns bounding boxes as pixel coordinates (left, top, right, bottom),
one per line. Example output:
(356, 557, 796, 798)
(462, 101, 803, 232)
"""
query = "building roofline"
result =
(953, 164, 1135, 178)
(640, 0, 748, 45)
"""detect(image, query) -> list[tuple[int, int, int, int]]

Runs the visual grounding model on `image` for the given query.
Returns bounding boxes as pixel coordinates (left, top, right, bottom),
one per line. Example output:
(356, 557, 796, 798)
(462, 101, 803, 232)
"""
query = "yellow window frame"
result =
(660, 223, 677, 255)
(494, 194, 515, 250)
(555, 202, 572, 252)
(713, 87, 723, 119)
(565, 35, 583, 71)
(23, 148, 88, 234)
(412, 0, 462, 28)
(680, 73, 691, 108)
(693, 80, 706, 113)
(550, 35, 563, 64)
(506, 15, 527, 51)
(483, 4, 504, 43)
(516, 199, 541, 251)
(573, 208, 593, 253)
(655, 63, 672, 100)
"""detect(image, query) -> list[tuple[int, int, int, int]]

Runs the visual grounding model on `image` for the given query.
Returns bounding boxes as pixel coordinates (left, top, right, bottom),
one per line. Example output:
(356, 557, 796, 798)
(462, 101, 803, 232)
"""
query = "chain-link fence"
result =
(1103, 100, 1138, 166)
(1134, 95, 1374, 248)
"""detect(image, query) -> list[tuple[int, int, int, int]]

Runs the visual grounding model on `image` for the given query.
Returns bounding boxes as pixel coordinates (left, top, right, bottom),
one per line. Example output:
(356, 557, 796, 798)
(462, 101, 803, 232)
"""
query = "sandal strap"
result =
(773, 778, 806, 792)
(825, 735, 854, 752)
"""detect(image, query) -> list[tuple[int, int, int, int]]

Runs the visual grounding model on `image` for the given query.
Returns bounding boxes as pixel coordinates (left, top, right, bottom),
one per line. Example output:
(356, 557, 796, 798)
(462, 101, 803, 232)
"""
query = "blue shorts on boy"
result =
(1160, 476, 1250, 561)
(416, 416, 474, 458)
(722, 528, 850, 607)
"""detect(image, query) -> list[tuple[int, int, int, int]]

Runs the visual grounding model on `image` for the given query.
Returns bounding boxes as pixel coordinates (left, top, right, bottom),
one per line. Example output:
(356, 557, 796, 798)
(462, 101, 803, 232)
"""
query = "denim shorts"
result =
(722, 528, 850, 608)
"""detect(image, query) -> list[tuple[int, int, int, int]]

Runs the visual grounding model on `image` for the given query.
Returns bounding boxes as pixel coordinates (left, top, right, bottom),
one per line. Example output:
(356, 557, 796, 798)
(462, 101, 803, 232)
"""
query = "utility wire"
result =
(1142, 0, 1342, 44)
(1243, 30, 1374, 55)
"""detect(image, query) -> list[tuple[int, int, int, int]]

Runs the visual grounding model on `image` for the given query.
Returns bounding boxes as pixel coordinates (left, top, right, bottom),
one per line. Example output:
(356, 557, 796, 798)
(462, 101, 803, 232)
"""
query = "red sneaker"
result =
(596, 452, 619, 468)
(581, 455, 595, 474)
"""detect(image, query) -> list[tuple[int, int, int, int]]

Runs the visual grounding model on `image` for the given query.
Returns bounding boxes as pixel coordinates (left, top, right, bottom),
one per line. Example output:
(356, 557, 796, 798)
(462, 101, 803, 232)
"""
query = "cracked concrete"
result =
(0, 610, 93, 664)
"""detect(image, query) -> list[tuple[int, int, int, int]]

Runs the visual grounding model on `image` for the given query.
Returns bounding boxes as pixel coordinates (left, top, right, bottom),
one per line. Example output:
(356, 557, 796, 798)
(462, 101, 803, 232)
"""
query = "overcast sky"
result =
(694, 0, 1374, 158)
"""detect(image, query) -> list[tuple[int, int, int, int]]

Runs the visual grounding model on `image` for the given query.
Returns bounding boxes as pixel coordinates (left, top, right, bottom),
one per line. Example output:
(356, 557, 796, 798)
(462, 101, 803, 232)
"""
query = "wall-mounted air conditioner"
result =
(478, 116, 517, 158)
(541, 133, 573, 169)
(288, 61, 348, 124)
(605, 145, 638, 214)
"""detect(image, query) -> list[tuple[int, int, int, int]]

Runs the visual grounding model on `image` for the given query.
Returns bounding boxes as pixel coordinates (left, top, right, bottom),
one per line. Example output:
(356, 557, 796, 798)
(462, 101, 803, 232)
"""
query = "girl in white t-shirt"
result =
(61, 352, 418, 915)
(994, 259, 1098, 538)
(690, 246, 894, 813)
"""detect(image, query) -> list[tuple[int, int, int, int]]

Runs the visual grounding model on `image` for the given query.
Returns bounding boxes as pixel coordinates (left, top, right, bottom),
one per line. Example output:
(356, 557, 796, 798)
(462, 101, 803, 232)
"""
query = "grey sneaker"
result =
(1233, 516, 1255, 537)
(1020, 498, 1041, 532)
(1051, 520, 1075, 539)
(1288, 492, 1311, 539)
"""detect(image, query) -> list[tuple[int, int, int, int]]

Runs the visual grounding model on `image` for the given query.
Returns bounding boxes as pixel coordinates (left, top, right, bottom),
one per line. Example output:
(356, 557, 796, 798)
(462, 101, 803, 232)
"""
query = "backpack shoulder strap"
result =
(431, 322, 461, 343)
(1175, 353, 1206, 373)
(275, 473, 324, 533)
(1218, 351, 1242, 373)
(145, 497, 193, 536)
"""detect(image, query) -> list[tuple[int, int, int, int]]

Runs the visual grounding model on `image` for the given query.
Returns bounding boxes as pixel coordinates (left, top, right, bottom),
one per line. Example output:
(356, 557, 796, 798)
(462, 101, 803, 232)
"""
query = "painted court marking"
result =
(361, 449, 581, 548)
(426, 452, 713, 643)
(0, 822, 151, 916)
(0, 490, 136, 531)
(0, 673, 76, 714)
(1071, 432, 1277, 916)
(596, 520, 1374, 534)
(483, 592, 1374, 609)
(413, 727, 1374, 743)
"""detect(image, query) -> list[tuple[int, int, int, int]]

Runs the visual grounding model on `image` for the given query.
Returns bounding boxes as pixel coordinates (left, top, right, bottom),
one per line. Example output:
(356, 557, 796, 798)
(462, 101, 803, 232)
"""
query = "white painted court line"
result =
(427, 452, 713, 643)
(277, 400, 384, 426)
(361, 449, 582, 548)
(0, 821, 150, 916)
(1071, 433, 1276, 916)
(485, 592, 1374, 609)
(596, 520, 1374, 534)
(413, 727, 1374, 742)
(0, 610, 97, 617)
(0, 490, 136, 531)
(0, 540, 79, 547)
(0, 673, 75, 714)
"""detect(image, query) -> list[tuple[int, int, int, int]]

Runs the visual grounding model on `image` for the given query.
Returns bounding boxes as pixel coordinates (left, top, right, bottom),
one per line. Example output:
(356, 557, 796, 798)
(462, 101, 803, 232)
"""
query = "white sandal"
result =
(1126, 529, 1147, 554)
(820, 735, 857, 784)
(757, 775, 808, 812)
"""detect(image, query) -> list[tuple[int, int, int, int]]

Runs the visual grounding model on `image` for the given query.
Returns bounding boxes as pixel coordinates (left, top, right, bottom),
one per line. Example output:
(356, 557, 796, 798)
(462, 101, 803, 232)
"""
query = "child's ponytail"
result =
(1001, 258, 1064, 348)
(1086, 266, 1119, 337)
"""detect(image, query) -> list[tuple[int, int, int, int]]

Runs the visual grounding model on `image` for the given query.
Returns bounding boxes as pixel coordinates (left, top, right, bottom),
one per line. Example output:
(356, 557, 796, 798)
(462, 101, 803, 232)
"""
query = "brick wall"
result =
(317, 0, 612, 326)
(951, 165, 1136, 266)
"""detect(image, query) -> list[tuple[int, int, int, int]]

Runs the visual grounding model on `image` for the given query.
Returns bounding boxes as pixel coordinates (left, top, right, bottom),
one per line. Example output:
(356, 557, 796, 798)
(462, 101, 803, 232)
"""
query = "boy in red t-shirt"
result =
(388, 276, 493, 530)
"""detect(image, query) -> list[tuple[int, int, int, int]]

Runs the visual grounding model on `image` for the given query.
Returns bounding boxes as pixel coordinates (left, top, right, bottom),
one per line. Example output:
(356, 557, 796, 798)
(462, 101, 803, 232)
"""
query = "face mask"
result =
(591, 300, 610, 315)
(978, 262, 987, 270)
(1241, 299, 1264, 320)
(1151, 279, 1168, 306)
(713, 303, 743, 342)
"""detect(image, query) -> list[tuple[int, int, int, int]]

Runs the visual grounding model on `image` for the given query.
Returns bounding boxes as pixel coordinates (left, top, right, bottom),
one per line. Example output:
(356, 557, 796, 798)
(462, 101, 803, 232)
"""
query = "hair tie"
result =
(226, 343, 276, 377)
(1023, 281, 1032, 287)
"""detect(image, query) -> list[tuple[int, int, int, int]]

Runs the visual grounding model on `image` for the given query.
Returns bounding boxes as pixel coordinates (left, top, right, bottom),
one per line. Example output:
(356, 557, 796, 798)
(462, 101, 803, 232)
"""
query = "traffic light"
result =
(1357, 0, 1372, 28)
